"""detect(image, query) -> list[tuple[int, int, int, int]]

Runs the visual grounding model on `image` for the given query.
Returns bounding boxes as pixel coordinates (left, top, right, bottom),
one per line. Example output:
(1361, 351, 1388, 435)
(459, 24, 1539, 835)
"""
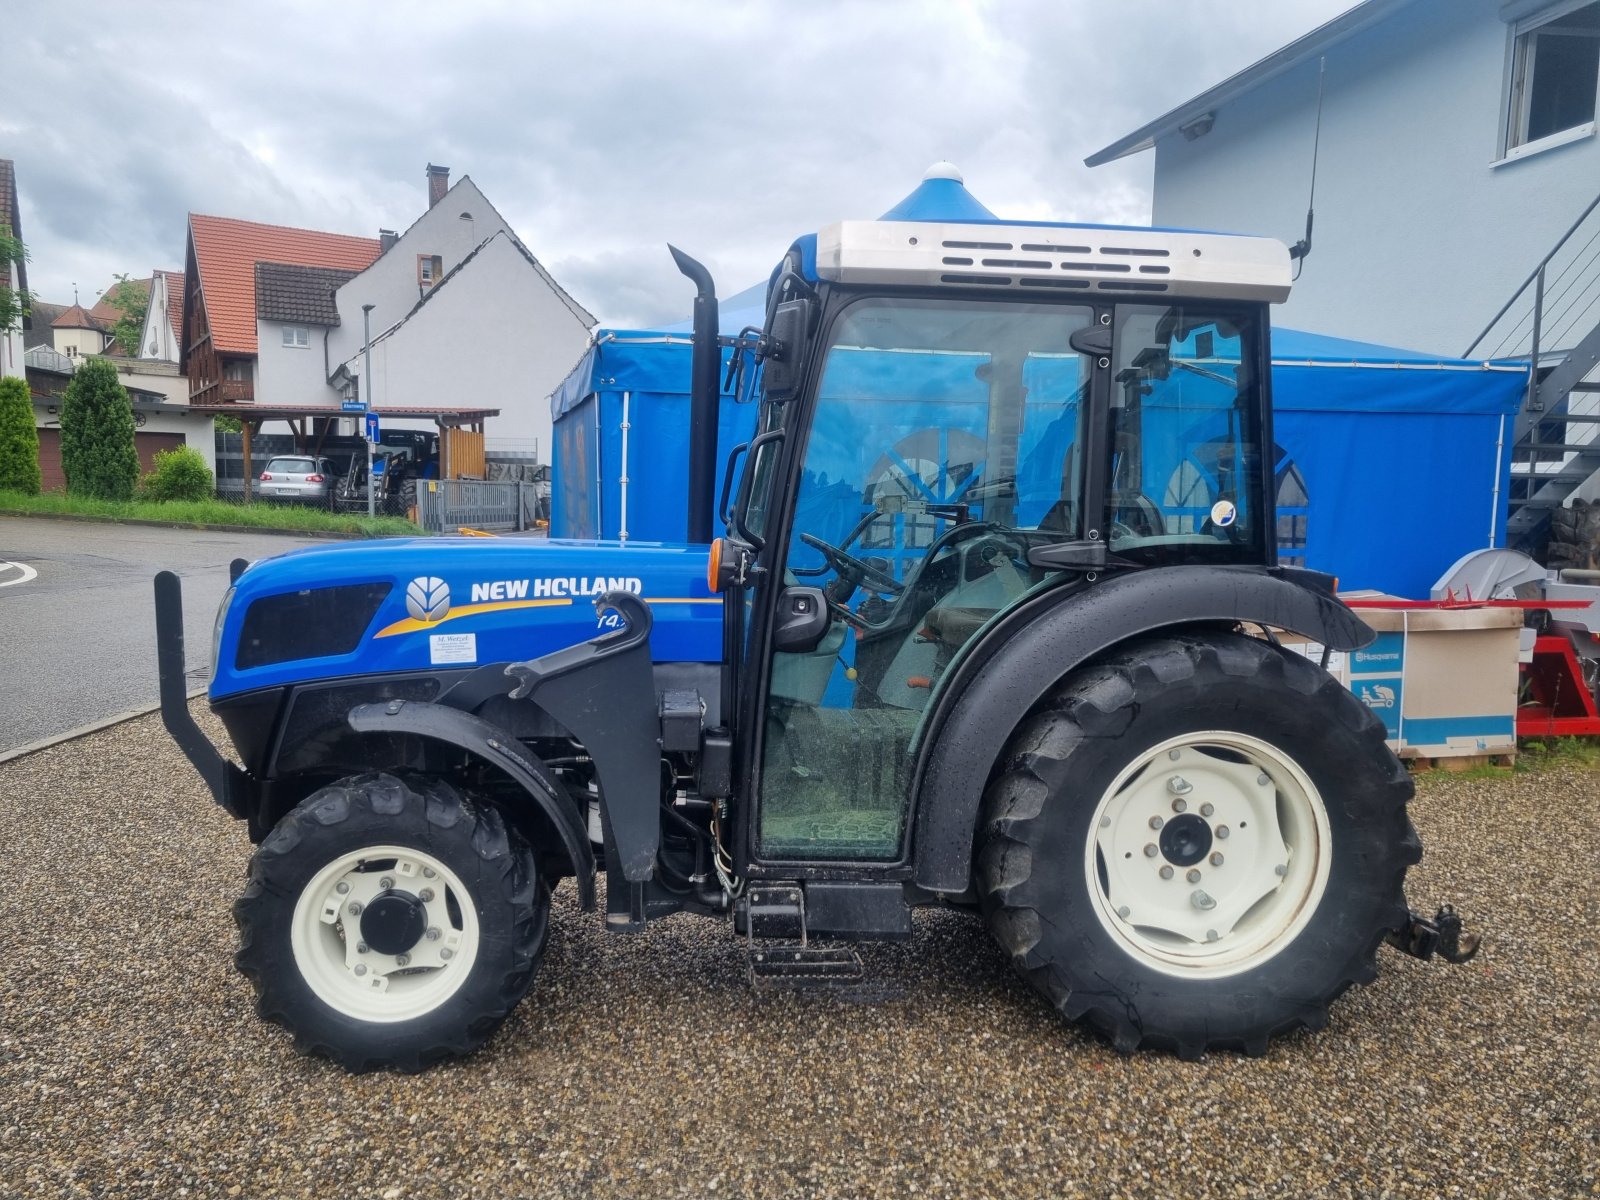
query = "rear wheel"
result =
(977, 632, 1418, 1058)
(234, 772, 547, 1072)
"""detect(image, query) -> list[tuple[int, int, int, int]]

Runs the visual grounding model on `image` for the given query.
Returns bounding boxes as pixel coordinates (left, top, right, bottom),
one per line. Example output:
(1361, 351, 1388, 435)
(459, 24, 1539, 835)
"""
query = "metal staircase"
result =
(1464, 191, 1600, 552)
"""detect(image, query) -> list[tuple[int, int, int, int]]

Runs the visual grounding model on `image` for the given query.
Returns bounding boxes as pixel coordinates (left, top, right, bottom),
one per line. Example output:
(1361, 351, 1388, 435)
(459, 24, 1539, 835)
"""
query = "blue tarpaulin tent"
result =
(550, 167, 1526, 599)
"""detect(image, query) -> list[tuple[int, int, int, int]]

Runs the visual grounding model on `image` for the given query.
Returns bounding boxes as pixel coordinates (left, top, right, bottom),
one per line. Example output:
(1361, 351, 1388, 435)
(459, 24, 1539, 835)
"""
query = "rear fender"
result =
(347, 700, 597, 911)
(910, 565, 1372, 893)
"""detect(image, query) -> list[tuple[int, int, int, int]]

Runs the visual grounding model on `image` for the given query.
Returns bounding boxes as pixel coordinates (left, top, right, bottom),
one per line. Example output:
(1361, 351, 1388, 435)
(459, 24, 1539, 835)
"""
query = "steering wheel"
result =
(798, 532, 904, 596)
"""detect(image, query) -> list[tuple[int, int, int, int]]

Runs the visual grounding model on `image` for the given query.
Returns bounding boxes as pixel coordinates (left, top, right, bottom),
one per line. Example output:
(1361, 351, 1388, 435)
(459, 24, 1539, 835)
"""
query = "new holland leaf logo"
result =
(405, 576, 451, 623)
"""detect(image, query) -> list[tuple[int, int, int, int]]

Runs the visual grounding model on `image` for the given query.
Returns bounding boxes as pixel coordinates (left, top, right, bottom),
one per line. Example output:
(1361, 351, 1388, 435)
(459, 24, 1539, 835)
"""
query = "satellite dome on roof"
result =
(878, 163, 997, 223)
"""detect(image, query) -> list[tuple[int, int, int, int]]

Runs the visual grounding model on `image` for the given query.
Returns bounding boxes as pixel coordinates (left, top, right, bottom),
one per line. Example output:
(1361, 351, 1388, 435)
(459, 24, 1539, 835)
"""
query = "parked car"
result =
(259, 456, 333, 504)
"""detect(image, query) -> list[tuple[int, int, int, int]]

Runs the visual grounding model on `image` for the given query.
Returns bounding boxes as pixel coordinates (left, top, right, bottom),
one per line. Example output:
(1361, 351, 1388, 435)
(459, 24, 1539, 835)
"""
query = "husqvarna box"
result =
(1286, 599, 1521, 760)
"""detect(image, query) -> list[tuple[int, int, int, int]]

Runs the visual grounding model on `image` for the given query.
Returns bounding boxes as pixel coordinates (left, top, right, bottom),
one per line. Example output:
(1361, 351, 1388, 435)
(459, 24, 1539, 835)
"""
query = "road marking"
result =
(0, 560, 38, 588)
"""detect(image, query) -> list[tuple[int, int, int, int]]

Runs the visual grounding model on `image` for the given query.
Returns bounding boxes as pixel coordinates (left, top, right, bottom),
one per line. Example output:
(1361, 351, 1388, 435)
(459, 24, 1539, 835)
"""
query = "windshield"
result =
(786, 296, 1094, 577)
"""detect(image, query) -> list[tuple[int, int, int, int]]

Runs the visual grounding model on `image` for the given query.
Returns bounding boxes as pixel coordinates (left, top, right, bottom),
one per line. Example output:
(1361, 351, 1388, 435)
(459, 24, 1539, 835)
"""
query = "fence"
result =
(415, 478, 548, 533)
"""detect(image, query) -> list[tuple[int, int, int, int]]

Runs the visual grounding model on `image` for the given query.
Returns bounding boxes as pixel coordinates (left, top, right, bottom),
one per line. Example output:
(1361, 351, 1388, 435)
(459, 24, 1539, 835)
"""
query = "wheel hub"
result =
(1159, 813, 1213, 866)
(359, 889, 428, 956)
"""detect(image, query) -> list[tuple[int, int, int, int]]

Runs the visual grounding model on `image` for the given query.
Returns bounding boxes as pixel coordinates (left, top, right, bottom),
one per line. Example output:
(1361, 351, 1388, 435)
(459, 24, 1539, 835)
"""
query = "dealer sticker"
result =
(1210, 499, 1237, 528)
(429, 633, 477, 665)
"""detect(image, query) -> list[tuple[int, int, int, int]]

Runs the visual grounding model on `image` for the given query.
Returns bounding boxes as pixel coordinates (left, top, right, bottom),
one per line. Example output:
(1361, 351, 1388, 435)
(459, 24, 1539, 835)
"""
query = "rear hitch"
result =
(1386, 904, 1482, 964)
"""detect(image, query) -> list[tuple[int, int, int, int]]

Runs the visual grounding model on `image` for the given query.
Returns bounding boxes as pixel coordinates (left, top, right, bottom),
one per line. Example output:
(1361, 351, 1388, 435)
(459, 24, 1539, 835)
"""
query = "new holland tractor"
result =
(155, 199, 1477, 1072)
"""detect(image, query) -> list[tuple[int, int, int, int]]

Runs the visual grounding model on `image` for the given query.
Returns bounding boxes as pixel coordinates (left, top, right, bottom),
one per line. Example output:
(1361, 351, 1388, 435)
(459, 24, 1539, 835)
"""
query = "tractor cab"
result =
(709, 217, 1285, 865)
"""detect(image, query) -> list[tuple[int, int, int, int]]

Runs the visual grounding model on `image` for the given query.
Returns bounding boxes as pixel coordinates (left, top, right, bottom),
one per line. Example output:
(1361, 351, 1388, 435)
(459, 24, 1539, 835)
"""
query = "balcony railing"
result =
(218, 379, 255, 403)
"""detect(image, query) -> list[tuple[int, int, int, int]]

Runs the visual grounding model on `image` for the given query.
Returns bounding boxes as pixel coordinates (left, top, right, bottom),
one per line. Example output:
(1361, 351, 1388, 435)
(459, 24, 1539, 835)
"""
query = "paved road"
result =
(0, 518, 322, 755)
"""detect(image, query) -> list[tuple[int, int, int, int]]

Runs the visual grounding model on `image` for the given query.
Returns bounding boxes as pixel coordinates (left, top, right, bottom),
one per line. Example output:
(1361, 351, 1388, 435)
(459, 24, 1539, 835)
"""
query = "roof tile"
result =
(254, 261, 357, 326)
(189, 214, 380, 354)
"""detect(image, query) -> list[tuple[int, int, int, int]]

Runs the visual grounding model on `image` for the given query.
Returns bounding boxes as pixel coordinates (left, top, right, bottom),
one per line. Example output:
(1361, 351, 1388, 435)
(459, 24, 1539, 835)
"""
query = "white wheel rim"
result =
(1084, 731, 1331, 979)
(289, 844, 481, 1023)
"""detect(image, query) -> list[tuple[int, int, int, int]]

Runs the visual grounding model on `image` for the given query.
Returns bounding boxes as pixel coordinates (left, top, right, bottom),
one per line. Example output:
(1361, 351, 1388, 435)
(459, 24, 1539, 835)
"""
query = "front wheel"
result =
(977, 632, 1419, 1058)
(234, 772, 548, 1072)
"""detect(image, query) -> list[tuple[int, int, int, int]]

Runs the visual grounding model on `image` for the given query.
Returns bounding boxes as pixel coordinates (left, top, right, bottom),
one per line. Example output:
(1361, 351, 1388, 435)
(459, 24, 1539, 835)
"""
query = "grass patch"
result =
(0, 489, 424, 538)
(1514, 736, 1600, 773)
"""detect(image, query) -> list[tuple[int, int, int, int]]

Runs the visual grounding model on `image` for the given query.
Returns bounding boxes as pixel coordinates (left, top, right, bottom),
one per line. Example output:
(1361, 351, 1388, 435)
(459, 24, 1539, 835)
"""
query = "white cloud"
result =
(8, 0, 1355, 323)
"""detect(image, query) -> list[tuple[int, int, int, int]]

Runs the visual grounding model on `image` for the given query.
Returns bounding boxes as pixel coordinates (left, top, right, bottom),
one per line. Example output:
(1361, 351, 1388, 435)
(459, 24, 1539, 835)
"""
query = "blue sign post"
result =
(365, 411, 380, 444)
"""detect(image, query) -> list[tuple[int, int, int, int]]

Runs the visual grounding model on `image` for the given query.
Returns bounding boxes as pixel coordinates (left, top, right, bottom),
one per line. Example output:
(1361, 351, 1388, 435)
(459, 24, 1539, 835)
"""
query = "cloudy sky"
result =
(6, 0, 1352, 329)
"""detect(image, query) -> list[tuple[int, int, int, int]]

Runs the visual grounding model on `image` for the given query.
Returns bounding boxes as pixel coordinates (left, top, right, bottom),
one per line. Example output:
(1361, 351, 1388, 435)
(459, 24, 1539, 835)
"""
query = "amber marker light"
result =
(707, 537, 725, 593)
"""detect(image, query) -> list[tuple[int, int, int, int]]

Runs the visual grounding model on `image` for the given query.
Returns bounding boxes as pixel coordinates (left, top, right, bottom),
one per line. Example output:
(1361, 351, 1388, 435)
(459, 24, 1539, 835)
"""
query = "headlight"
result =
(212, 585, 236, 675)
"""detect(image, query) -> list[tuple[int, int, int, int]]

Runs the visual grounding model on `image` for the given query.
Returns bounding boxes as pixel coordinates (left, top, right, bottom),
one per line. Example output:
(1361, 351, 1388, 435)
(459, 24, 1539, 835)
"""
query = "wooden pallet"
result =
(1403, 752, 1516, 773)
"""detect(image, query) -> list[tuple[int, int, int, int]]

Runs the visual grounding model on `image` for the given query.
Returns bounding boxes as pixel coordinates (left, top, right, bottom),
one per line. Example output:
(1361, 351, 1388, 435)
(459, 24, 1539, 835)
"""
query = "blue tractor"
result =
(156, 200, 1476, 1072)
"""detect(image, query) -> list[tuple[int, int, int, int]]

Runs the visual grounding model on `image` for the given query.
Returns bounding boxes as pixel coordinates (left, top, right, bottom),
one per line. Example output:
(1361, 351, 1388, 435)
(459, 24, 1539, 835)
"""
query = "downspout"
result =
(618, 390, 631, 543)
(1489, 411, 1507, 546)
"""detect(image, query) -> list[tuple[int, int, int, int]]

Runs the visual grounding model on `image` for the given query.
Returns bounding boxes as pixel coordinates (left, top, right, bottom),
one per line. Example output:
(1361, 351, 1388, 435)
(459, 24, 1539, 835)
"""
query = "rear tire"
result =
(234, 772, 547, 1072)
(977, 632, 1418, 1059)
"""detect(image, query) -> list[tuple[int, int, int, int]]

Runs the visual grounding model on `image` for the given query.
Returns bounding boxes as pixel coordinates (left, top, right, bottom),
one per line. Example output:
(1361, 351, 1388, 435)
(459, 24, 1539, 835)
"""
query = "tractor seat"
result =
(921, 605, 996, 649)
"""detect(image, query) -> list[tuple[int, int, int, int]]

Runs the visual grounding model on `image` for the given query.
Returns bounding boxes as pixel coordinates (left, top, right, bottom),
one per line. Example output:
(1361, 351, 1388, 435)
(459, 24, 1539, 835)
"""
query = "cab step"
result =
(738, 883, 864, 989)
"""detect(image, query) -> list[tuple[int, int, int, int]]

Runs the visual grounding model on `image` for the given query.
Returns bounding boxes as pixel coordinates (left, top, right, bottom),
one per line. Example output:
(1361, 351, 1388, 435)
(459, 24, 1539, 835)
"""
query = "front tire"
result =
(234, 772, 548, 1072)
(977, 632, 1418, 1059)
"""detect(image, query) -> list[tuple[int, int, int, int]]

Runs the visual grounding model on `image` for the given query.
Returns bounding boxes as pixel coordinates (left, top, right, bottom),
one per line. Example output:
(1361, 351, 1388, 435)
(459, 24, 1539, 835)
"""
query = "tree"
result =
(0, 375, 40, 494)
(102, 273, 149, 355)
(141, 444, 212, 502)
(0, 226, 27, 337)
(59, 358, 138, 500)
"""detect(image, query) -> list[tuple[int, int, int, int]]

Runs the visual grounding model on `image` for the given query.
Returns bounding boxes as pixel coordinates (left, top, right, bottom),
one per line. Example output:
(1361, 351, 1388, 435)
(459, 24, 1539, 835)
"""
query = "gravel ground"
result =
(1, 711, 1596, 1200)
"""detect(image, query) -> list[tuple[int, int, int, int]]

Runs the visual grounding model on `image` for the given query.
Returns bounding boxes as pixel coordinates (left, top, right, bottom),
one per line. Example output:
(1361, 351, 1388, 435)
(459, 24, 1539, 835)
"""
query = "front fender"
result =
(347, 700, 596, 910)
(910, 565, 1372, 893)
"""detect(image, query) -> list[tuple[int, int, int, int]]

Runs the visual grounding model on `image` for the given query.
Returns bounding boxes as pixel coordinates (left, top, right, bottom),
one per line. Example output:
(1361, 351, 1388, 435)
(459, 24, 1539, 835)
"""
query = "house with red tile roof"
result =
(180, 214, 381, 404)
(139, 269, 185, 362)
(1, 157, 28, 380)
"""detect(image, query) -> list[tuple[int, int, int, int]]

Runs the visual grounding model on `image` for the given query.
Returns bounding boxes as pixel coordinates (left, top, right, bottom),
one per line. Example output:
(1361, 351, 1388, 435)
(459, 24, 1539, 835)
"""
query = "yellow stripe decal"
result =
(373, 598, 573, 638)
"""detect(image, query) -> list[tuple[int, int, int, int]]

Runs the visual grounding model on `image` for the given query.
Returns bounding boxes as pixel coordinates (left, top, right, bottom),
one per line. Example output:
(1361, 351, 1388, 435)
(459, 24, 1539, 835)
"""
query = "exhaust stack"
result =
(670, 245, 719, 544)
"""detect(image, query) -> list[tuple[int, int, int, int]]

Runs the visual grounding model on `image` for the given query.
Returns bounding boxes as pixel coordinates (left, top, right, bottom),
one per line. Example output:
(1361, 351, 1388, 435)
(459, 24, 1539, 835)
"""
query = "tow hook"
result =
(1385, 904, 1482, 964)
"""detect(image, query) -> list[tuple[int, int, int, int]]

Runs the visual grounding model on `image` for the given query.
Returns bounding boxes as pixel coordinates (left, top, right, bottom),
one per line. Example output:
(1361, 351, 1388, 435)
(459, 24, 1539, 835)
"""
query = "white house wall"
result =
(138, 274, 180, 362)
(1148, 0, 1600, 354)
(256, 319, 338, 406)
(326, 179, 512, 370)
(361, 234, 591, 458)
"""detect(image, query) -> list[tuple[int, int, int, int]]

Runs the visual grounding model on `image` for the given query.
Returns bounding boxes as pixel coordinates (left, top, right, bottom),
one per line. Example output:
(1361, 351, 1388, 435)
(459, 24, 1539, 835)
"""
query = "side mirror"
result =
(762, 299, 813, 403)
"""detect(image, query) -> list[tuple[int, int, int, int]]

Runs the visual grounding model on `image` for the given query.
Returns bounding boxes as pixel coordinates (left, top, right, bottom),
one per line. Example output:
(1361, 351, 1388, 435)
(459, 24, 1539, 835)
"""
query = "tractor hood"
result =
(210, 537, 720, 698)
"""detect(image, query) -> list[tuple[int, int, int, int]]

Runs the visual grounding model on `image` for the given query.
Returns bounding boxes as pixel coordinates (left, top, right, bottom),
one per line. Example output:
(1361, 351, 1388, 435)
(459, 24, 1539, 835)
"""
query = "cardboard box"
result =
(1281, 600, 1522, 759)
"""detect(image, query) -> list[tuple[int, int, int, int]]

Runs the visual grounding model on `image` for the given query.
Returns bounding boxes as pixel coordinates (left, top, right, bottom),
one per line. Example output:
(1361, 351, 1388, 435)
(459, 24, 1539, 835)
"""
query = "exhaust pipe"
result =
(669, 245, 719, 545)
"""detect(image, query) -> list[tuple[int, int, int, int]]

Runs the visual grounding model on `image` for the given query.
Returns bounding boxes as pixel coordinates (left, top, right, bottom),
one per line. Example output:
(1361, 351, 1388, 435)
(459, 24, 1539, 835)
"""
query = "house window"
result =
(281, 326, 310, 348)
(418, 254, 443, 287)
(1506, 1, 1600, 154)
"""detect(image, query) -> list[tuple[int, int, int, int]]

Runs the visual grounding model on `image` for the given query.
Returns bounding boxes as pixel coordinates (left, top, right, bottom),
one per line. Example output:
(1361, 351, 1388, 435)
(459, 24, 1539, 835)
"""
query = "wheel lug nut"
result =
(1172, 798, 1188, 813)
(1210, 852, 1224, 867)
(1143, 844, 1159, 858)
(347, 901, 363, 916)
(1159, 865, 1174, 880)
(1167, 775, 1193, 795)
(335, 882, 350, 895)
(418, 888, 435, 902)
(423, 867, 437, 879)
(1257, 773, 1271, 786)
(396, 954, 410, 967)
(425, 927, 441, 941)
(440, 948, 454, 961)
(1148, 816, 1164, 830)
(1168, 749, 1181, 761)
(1186, 868, 1202, 884)
(379, 876, 394, 891)
(353, 964, 367, 977)
(356, 942, 369, 954)
(1206, 929, 1219, 942)
(1274, 864, 1288, 877)
(1199, 803, 1214, 818)
(1215, 825, 1230, 840)
(1191, 889, 1216, 911)
(1117, 906, 1131, 919)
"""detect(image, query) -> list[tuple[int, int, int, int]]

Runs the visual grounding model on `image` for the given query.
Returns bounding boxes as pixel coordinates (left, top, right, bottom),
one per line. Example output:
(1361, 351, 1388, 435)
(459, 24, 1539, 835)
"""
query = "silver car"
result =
(259, 456, 334, 504)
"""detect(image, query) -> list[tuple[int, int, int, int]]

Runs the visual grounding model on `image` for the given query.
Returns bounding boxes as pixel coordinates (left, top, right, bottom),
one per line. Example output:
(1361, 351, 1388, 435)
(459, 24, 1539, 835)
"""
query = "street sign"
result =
(341, 399, 367, 413)
(365, 411, 380, 443)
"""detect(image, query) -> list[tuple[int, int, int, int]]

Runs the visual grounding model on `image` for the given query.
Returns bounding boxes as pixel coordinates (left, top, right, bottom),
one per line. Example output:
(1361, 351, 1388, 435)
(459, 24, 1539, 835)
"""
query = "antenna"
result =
(1289, 56, 1327, 271)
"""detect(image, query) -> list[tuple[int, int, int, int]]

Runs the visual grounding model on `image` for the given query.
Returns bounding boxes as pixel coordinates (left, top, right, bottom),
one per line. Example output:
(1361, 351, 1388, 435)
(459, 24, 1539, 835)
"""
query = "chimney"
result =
(379, 228, 398, 252)
(426, 163, 450, 209)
